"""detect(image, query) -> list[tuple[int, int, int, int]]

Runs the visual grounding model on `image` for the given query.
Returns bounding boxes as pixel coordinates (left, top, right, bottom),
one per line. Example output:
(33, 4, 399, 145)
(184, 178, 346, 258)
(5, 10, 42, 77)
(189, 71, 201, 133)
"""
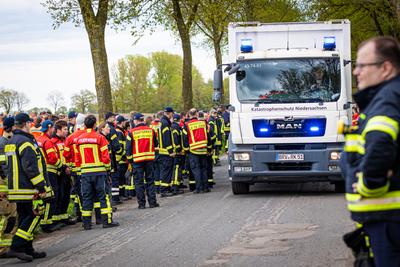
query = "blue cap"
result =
(116, 115, 126, 123)
(3, 117, 14, 130)
(68, 111, 78, 119)
(173, 114, 181, 121)
(164, 106, 174, 113)
(41, 120, 54, 132)
(15, 113, 33, 124)
(133, 113, 144, 120)
(104, 111, 115, 120)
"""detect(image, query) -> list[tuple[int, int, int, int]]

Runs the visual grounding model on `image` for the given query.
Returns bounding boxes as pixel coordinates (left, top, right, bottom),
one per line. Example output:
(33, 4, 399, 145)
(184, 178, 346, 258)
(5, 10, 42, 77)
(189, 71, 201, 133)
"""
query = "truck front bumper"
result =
(229, 143, 344, 184)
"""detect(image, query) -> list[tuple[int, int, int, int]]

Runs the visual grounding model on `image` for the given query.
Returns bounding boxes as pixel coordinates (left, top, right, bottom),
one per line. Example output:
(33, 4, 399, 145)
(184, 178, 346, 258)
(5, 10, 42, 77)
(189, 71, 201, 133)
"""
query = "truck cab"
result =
(214, 20, 352, 194)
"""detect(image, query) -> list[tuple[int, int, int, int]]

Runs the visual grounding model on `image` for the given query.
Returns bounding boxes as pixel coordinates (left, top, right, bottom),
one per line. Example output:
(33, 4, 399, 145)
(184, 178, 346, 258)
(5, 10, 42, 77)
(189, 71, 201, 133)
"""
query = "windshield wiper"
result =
(253, 98, 283, 105)
(297, 98, 325, 103)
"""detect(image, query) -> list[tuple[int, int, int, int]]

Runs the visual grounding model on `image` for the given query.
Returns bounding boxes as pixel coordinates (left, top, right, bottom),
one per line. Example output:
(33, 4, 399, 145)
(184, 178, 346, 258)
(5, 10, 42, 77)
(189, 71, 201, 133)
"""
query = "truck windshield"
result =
(236, 58, 341, 103)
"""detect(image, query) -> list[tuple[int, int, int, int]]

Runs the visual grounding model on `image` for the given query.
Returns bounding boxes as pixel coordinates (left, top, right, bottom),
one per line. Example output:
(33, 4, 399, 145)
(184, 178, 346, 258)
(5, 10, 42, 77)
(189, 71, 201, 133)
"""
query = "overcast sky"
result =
(0, 0, 218, 110)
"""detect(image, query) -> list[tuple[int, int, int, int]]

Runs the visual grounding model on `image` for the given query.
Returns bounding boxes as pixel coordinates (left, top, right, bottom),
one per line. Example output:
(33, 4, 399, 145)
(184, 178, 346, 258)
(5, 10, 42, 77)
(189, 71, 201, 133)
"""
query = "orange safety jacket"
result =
(63, 128, 85, 173)
(75, 129, 110, 175)
(126, 123, 158, 163)
(30, 127, 42, 139)
(182, 118, 210, 155)
(36, 132, 62, 174)
(51, 135, 66, 165)
(150, 119, 161, 139)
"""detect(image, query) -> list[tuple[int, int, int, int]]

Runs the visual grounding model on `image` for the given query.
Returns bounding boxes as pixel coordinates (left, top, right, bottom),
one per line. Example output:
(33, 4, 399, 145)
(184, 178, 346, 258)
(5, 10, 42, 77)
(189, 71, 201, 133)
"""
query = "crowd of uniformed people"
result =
(0, 105, 230, 262)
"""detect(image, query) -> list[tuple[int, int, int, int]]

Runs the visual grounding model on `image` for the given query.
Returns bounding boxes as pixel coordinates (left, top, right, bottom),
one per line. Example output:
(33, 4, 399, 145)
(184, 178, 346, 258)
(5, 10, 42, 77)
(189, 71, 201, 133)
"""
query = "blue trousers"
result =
(132, 161, 157, 207)
(159, 155, 173, 193)
(188, 153, 208, 192)
(364, 221, 400, 267)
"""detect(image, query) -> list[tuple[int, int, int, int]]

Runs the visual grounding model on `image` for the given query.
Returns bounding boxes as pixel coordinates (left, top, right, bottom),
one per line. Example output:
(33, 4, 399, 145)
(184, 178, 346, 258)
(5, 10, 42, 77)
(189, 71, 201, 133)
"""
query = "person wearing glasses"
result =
(342, 36, 400, 267)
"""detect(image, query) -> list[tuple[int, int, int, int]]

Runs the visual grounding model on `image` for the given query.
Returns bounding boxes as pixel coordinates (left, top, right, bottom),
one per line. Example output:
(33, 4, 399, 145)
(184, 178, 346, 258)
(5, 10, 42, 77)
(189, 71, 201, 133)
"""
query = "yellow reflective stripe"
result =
(344, 134, 365, 154)
(100, 208, 112, 215)
(0, 239, 12, 246)
(8, 189, 36, 194)
(94, 202, 101, 208)
(162, 127, 169, 134)
(0, 154, 5, 162)
(160, 182, 170, 187)
(80, 167, 107, 173)
(27, 216, 40, 234)
(45, 148, 56, 154)
(110, 134, 117, 140)
(18, 142, 36, 155)
(0, 184, 8, 193)
(356, 172, 389, 197)
(30, 174, 45, 185)
(347, 191, 400, 212)
(16, 229, 33, 241)
(100, 145, 108, 152)
(81, 210, 92, 216)
(363, 116, 399, 140)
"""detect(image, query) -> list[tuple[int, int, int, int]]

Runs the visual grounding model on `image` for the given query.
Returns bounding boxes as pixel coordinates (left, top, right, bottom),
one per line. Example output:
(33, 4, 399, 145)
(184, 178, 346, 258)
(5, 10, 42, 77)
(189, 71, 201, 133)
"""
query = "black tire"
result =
(334, 181, 345, 193)
(231, 182, 250, 194)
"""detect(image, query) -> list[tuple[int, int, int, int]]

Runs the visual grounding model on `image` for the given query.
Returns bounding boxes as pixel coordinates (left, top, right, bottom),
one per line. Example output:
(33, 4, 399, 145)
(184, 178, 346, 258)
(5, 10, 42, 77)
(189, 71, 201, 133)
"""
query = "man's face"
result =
(47, 126, 55, 136)
(166, 112, 173, 119)
(353, 42, 386, 90)
(107, 117, 115, 124)
(71, 117, 76, 124)
(57, 126, 68, 138)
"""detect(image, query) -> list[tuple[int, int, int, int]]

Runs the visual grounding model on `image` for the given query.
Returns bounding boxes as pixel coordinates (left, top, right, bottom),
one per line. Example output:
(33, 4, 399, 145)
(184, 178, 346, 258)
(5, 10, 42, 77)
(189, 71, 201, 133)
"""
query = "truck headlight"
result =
(233, 153, 250, 161)
(330, 151, 341, 160)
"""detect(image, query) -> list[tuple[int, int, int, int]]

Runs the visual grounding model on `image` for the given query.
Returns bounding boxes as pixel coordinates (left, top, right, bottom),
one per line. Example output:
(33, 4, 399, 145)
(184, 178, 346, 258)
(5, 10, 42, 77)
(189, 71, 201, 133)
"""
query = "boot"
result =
(7, 249, 33, 262)
(27, 250, 47, 259)
(102, 215, 119, 228)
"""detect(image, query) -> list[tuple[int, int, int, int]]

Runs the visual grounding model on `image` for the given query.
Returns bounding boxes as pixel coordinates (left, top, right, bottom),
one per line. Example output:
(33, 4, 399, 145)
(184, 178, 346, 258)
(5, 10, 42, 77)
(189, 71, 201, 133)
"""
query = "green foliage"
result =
(112, 51, 216, 113)
(308, 0, 400, 58)
(71, 89, 98, 113)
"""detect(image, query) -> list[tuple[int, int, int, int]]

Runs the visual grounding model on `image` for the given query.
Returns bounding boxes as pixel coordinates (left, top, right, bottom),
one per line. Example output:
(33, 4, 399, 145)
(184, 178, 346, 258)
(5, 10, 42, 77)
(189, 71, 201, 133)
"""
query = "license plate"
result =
(276, 153, 304, 161)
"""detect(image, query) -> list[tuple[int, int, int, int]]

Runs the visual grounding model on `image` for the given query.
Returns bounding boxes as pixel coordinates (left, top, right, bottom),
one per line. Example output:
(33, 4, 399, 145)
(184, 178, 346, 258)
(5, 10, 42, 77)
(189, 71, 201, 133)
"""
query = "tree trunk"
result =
(181, 32, 193, 111)
(79, 0, 112, 120)
(86, 28, 113, 119)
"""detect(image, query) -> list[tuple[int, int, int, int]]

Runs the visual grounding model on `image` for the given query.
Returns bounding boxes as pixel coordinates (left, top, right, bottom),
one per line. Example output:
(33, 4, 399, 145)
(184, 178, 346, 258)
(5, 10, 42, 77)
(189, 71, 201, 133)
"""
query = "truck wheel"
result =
(334, 182, 345, 193)
(232, 182, 250, 194)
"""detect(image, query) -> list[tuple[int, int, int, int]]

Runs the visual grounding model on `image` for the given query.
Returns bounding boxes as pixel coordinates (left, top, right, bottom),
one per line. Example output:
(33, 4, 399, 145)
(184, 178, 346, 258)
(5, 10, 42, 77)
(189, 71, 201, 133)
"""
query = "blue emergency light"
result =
(309, 126, 320, 132)
(323, 36, 336, 50)
(240, 39, 253, 53)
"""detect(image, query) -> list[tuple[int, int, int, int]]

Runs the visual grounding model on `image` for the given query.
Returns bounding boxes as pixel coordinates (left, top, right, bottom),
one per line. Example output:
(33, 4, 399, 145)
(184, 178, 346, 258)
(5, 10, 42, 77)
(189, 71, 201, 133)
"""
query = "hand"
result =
(65, 167, 71, 176)
(170, 153, 176, 157)
(0, 192, 7, 199)
(39, 191, 47, 199)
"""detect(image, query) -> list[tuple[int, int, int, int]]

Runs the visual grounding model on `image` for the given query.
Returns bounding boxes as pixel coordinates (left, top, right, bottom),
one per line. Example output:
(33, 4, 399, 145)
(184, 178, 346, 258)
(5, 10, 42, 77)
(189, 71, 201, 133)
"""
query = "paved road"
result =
(1, 156, 354, 267)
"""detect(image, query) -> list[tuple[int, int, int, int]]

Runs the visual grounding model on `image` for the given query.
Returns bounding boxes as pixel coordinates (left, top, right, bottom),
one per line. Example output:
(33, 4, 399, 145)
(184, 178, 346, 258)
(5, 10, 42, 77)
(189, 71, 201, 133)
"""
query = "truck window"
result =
(236, 58, 341, 103)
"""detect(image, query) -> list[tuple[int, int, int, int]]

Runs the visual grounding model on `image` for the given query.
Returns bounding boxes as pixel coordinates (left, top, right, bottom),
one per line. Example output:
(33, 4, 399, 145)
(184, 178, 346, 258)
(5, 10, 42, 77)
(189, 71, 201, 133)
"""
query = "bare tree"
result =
(0, 88, 16, 114)
(71, 89, 97, 114)
(15, 91, 30, 112)
(47, 90, 65, 114)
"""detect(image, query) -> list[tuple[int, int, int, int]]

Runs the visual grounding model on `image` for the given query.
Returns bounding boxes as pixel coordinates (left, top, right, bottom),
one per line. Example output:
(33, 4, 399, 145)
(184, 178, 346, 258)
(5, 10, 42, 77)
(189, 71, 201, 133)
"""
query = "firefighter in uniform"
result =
(6, 113, 52, 262)
(75, 115, 119, 230)
(51, 120, 75, 225)
(182, 108, 212, 194)
(126, 113, 159, 209)
(342, 36, 400, 266)
(63, 114, 86, 221)
(105, 112, 124, 204)
(115, 115, 129, 200)
(159, 107, 176, 197)
(36, 120, 62, 232)
(220, 105, 230, 150)
(171, 114, 184, 194)
(201, 111, 216, 187)
(150, 112, 163, 193)
(67, 111, 77, 136)
(208, 109, 222, 166)
(0, 117, 16, 256)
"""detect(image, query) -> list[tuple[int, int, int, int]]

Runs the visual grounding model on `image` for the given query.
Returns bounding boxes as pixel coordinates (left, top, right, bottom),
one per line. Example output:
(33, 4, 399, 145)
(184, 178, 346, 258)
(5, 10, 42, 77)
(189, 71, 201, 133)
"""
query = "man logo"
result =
(277, 123, 302, 130)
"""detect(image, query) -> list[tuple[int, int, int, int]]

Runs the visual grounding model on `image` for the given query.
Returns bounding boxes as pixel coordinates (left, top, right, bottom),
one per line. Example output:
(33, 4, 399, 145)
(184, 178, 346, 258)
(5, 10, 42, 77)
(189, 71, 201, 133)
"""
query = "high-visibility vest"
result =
(186, 120, 208, 151)
(130, 126, 155, 163)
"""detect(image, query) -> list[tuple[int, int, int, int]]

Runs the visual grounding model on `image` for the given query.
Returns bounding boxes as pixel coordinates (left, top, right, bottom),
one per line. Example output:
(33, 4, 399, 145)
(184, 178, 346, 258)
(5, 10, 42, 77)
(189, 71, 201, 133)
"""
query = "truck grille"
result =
(268, 162, 313, 171)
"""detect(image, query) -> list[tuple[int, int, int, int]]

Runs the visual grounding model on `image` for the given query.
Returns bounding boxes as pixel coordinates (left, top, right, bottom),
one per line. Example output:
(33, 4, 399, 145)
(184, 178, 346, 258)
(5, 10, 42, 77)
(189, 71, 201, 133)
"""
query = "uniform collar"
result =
(13, 129, 34, 139)
(135, 123, 146, 127)
(353, 76, 400, 111)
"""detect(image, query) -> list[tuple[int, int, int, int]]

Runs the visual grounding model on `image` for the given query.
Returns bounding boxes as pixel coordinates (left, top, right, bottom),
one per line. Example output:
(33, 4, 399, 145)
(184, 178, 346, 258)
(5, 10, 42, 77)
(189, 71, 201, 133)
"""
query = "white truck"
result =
(213, 20, 352, 194)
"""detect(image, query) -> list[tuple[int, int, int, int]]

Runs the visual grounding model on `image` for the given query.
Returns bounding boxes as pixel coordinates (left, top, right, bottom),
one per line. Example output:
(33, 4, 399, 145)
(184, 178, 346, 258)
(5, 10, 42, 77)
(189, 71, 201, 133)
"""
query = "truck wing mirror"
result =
(213, 69, 223, 103)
